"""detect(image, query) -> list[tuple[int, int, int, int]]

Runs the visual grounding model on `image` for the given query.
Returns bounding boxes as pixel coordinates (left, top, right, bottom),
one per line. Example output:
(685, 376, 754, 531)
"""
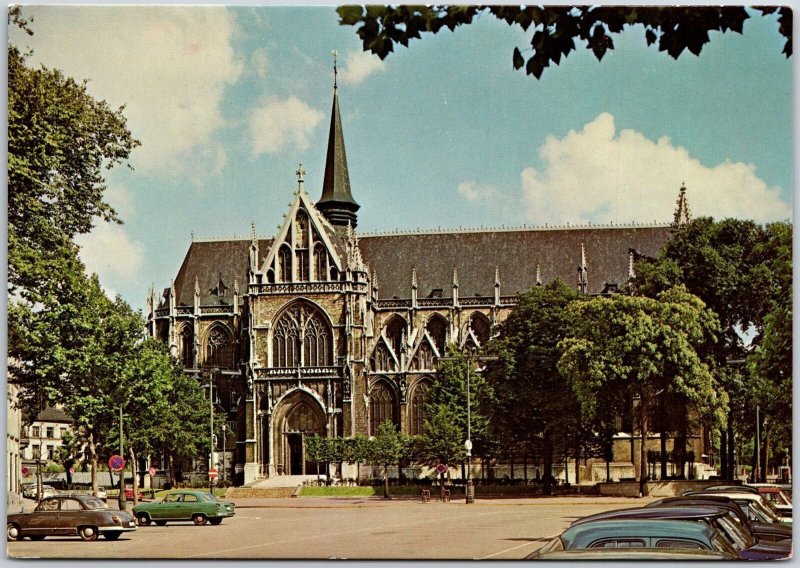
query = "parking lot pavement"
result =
(8, 496, 655, 560)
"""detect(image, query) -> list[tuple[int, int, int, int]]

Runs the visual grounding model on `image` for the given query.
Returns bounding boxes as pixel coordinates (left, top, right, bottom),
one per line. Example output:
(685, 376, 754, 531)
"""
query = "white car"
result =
(688, 490, 791, 525)
(93, 487, 108, 499)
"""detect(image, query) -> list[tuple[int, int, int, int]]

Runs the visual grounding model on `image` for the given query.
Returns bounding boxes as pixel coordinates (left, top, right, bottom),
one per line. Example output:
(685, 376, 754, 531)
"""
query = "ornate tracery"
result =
(369, 381, 396, 434)
(272, 303, 333, 368)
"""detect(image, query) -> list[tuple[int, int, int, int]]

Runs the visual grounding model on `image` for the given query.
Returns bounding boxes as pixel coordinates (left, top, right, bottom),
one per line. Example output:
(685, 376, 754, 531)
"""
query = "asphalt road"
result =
(7, 496, 652, 560)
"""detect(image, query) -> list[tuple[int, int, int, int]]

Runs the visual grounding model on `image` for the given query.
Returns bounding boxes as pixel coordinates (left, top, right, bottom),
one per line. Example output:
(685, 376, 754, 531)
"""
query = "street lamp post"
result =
(222, 423, 227, 485)
(208, 368, 219, 495)
(441, 349, 497, 505)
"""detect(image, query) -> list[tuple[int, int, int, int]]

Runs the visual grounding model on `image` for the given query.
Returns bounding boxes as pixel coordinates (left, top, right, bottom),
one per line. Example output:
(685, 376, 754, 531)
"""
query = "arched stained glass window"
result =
(287, 402, 318, 432)
(370, 381, 395, 435)
(272, 303, 332, 368)
(205, 325, 234, 369)
(180, 325, 194, 368)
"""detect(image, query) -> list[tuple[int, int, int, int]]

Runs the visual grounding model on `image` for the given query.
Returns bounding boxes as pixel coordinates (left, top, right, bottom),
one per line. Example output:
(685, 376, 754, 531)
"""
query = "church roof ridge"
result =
(357, 220, 670, 238)
(191, 235, 269, 243)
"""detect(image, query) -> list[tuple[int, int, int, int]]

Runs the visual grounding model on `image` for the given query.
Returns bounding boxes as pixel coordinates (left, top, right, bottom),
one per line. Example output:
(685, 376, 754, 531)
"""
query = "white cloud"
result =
(249, 97, 323, 156)
(522, 113, 790, 225)
(76, 223, 146, 294)
(104, 184, 135, 219)
(338, 50, 386, 85)
(457, 180, 500, 202)
(15, 6, 243, 179)
(250, 47, 270, 80)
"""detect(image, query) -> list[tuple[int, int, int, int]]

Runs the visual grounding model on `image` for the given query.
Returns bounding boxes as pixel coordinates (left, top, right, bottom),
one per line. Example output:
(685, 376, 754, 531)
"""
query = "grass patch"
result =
(300, 486, 378, 497)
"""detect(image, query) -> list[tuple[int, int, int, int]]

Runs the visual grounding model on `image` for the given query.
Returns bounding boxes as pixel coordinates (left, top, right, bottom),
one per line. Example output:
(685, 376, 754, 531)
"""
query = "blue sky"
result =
(8, 6, 793, 310)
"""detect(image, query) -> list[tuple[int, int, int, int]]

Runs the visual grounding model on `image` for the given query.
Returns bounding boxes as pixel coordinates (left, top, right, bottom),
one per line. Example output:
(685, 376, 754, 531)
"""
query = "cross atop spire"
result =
(331, 49, 338, 89)
(296, 162, 306, 193)
(673, 183, 691, 228)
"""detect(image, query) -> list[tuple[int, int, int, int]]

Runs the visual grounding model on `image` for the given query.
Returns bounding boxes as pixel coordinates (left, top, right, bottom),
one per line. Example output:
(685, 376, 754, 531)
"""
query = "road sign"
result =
(148, 466, 157, 477)
(108, 455, 126, 472)
(436, 464, 447, 474)
(69, 467, 75, 474)
(21, 467, 29, 476)
(208, 468, 218, 479)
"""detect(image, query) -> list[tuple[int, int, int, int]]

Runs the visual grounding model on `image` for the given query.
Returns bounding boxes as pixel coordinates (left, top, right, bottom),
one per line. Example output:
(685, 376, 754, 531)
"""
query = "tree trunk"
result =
(543, 431, 553, 496)
(639, 396, 649, 496)
(383, 465, 390, 499)
(721, 428, 729, 480)
(762, 429, 771, 483)
(440, 471, 445, 500)
(660, 428, 667, 480)
(727, 420, 735, 480)
(88, 432, 98, 497)
(168, 453, 176, 487)
(523, 449, 528, 483)
(574, 443, 581, 485)
(129, 447, 139, 506)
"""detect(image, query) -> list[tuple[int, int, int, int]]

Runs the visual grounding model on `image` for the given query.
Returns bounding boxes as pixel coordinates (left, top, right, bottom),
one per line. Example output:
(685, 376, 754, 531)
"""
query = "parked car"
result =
(646, 495, 792, 543)
(7, 494, 136, 541)
(531, 547, 736, 560)
(94, 487, 108, 500)
(752, 486, 792, 517)
(132, 490, 235, 526)
(21, 483, 56, 500)
(527, 519, 738, 559)
(124, 486, 143, 500)
(569, 505, 790, 560)
(686, 490, 792, 525)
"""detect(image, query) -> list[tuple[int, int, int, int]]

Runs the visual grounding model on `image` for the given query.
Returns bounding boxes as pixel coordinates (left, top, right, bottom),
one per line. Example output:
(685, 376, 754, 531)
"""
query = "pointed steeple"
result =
(673, 183, 691, 228)
(317, 57, 360, 228)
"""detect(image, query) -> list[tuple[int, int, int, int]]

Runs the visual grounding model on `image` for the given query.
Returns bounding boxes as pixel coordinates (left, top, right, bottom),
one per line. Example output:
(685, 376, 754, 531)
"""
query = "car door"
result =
(27, 498, 60, 536)
(180, 493, 201, 518)
(56, 498, 85, 535)
(155, 493, 182, 520)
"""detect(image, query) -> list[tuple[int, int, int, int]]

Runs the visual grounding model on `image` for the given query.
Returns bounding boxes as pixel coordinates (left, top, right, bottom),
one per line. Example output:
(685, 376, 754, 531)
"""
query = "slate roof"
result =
(172, 238, 273, 306)
(36, 407, 72, 424)
(166, 224, 671, 306)
(358, 225, 672, 300)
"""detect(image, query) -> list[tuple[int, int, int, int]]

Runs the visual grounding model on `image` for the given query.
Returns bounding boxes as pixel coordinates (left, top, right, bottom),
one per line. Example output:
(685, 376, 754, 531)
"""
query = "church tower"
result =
(316, 57, 360, 228)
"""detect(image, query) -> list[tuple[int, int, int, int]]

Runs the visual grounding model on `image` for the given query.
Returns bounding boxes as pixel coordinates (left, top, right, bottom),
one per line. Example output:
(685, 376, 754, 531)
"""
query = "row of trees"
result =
(8, 14, 216, 502)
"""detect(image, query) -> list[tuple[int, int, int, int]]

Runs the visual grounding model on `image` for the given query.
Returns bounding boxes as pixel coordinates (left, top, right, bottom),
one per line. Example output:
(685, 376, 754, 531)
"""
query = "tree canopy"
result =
(337, 6, 791, 79)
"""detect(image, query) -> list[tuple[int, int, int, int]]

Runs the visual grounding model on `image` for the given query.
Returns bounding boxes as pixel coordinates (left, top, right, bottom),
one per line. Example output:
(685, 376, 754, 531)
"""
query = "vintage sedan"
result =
(132, 490, 235, 526)
(527, 519, 739, 559)
(7, 494, 136, 541)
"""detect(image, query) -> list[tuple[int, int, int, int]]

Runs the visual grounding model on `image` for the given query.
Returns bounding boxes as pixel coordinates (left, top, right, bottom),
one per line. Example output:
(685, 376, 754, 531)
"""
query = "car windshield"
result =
(204, 493, 218, 502)
(713, 514, 753, 550)
(83, 497, 109, 510)
(749, 499, 781, 522)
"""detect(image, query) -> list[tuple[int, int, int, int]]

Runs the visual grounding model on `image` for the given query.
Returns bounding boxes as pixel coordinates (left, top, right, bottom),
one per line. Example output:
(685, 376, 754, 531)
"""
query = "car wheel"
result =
(209, 518, 222, 526)
(29, 535, 46, 541)
(155, 521, 167, 526)
(6, 524, 21, 541)
(136, 513, 151, 526)
(103, 531, 122, 541)
(78, 526, 98, 541)
(192, 514, 208, 526)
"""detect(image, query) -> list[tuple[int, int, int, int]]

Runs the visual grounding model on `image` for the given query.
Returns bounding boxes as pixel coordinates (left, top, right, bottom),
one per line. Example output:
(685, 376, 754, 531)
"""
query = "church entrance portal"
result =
(272, 391, 326, 475)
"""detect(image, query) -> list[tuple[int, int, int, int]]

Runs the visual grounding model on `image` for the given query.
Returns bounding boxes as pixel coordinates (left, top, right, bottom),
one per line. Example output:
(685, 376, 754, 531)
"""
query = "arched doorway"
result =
(272, 391, 326, 475)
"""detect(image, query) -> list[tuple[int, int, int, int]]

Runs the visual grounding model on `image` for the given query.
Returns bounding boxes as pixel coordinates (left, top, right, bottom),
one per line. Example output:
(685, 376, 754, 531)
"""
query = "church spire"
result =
(673, 183, 691, 228)
(317, 52, 360, 228)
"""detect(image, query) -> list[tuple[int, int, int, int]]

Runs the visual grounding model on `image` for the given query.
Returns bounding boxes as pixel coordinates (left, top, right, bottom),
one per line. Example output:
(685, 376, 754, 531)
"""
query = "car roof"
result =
(571, 506, 728, 526)
(534, 547, 736, 560)
(560, 518, 720, 548)
(686, 491, 760, 501)
(701, 485, 760, 495)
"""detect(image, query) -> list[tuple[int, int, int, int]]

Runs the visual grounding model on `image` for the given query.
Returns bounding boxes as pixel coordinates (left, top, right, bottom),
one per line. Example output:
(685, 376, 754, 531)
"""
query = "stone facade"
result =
(147, 85, 683, 485)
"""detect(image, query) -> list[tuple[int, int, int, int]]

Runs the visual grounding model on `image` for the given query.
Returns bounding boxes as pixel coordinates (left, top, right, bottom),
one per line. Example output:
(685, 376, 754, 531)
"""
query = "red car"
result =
(124, 487, 143, 500)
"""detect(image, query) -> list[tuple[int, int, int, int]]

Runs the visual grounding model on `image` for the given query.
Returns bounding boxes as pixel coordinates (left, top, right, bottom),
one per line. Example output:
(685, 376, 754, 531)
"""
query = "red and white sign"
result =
(208, 468, 218, 479)
(108, 455, 126, 472)
(436, 464, 447, 474)
(69, 467, 75, 474)
(21, 467, 29, 476)
(148, 466, 157, 477)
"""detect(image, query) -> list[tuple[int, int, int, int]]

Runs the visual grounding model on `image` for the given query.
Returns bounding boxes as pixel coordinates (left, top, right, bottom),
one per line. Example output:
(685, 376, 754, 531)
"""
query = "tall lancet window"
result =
(295, 211, 309, 281)
(180, 325, 194, 368)
(314, 243, 327, 281)
(370, 381, 395, 434)
(272, 302, 333, 368)
(279, 246, 291, 283)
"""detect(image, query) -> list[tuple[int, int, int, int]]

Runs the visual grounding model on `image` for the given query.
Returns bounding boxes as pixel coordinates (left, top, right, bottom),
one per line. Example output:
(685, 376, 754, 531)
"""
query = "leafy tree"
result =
(484, 280, 583, 494)
(54, 430, 79, 489)
(428, 345, 494, 463)
(558, 286, 725, 495)
(338, 6, 791, 80)
(635, 218, 792, 478)
(414, 406, 464, 499)
(342, 434, 372, 481)
(370, 421, 408, 499)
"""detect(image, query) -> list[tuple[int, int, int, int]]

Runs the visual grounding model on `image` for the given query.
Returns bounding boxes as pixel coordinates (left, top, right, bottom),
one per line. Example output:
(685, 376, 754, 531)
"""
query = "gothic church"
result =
(146, 82, 686, 485)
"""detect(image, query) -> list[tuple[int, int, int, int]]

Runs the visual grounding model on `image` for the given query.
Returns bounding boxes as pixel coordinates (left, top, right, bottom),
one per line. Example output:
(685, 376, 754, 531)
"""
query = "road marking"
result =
(479, 536, 556, 560)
